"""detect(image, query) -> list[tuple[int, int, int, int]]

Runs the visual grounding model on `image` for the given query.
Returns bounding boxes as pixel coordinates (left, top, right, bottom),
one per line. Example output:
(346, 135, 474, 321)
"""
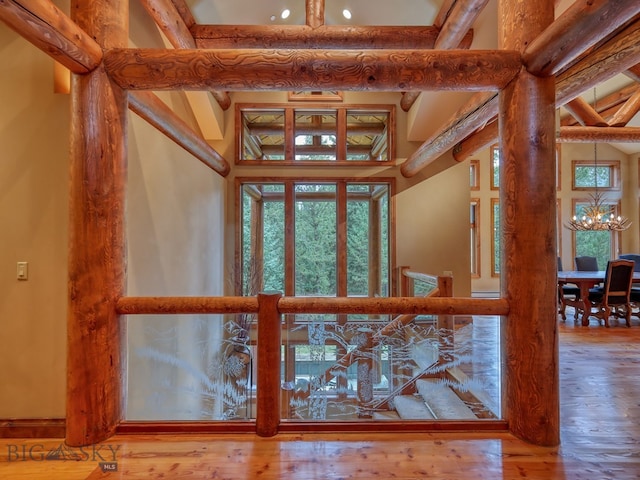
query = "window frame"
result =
(236, 103, 395, 166)
(570, 197, 622, 265)
(491, 198, 500, 277)
(470, 159, 480, 191)
(234, 177, 396, 298)
(571, 159, 621, 191)
(470, 198, 481, 278)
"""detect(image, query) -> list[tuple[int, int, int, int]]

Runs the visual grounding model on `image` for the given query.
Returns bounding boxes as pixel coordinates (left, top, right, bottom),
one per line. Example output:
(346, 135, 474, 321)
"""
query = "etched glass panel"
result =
(282, 313, 501, 421)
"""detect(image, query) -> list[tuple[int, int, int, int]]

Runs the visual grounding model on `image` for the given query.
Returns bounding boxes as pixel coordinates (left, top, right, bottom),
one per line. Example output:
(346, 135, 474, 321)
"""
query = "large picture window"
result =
(237, 104, 394, 165)
(237, 179, 392, 298)
(572, 199, 620, 268)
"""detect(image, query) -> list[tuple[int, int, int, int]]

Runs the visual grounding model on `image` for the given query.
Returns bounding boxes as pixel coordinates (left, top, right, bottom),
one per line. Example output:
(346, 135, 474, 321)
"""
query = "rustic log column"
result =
(499, 0, 559, 446)
(256, 292, 283, 437)
(66, 0, 128, 446)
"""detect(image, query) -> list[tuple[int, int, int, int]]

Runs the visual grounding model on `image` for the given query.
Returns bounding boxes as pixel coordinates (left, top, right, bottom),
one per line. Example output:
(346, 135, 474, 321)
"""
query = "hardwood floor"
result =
(1, 316, 639, 479)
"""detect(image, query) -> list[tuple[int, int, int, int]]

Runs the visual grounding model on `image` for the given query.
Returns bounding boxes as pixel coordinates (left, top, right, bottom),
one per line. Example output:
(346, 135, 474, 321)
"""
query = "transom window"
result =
(572, 160, 620, 190)
(237, 104, 394, 165)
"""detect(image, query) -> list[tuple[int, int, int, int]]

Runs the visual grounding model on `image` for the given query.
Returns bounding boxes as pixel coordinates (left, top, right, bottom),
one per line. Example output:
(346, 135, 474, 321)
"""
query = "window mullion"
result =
(337, 181, 348, 297)
(284, 108, 295, 161)
(336, 108, 347, 162)
(284, 181, 295, 295)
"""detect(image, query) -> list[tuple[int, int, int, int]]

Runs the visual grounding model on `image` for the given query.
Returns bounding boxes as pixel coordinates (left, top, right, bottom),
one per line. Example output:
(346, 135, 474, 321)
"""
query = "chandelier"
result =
(565, 89, 631, 232)
(566, 192, 631, 231)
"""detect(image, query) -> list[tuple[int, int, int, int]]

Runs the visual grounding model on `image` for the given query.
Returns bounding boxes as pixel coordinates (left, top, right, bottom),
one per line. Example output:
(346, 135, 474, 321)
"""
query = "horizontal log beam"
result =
(117, 296, 259, 315)
(524, 0, 640, 76)
(278, 296, 509, 316)
(557, 126, 640, 142)
(104, 48, 521, 92)
(140, 0, 231, 110)
(0, 0, 102, 73)
(117, 295, 509, 317)
(192, 24, 472, 50)
(128, 91, 230, 176)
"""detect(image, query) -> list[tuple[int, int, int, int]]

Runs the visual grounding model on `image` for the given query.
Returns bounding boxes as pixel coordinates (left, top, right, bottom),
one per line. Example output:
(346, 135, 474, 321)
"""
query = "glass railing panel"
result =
(281, 312, 501, 421)
(125, 314, 255, 421)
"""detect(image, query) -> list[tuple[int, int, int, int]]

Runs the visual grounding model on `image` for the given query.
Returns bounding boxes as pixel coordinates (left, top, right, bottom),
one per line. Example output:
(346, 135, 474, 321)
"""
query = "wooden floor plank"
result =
(1, 316, 640, 479)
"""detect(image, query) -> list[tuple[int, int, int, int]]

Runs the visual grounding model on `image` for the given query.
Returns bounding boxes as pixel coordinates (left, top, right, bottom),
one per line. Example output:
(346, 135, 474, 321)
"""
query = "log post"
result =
(356, 327, 374, 418)
(256, 292, 282, 437)
(499, 0, 560, 447)
(66, 0, 128, 447)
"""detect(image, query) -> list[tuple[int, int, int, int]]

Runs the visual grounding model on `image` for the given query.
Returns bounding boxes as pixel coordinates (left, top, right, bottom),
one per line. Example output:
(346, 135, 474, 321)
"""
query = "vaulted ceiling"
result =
(2, 0, 640, 176)
(170, 0, 640, 160)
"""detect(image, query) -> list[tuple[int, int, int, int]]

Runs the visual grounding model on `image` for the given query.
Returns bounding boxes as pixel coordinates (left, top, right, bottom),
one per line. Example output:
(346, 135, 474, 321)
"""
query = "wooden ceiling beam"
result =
(433, 0, 456, 29)
(193, 25, 472, 50)
(625, 63, 640, 82)
(401, 0, 482, 112)
(434, 0, 487, 49)
(140, 0, 230, 110)
(449, 20, 640, 165)
(563, 97, 608, 126)
(609, 89, 640, 126)
(524, 0, 640, 76)
(452, 119, 498, 162)
(562, 82, 639, 126)
(557, 126, 640, 142)
(0, 0, 102, 73)
(306, 0, 324, 29)
(169, 0, 195, 29)
(128, 91, 230, 176)
(556, 18, 640, 105)
(400, 92, 498, 177)
(104, 48, 520, 92)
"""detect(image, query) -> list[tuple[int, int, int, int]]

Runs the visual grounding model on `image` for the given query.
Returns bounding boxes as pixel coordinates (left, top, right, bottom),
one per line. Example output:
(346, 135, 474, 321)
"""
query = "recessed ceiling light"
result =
(281, 9, 291, 20)
(270, 15, 276, 22)
(343, 9, 352, 20)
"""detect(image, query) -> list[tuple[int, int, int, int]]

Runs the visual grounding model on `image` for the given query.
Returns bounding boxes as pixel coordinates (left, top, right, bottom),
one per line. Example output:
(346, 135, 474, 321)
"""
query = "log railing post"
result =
(356, 327, 374, 418)
(66, 0, 128, 447)
(437, 273, 454, 332)
(256, 292, 282, 437)
(499, 0, 559, 447)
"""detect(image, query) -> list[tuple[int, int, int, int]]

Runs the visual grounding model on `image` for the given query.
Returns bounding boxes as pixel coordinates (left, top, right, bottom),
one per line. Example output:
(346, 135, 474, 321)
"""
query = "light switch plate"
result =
(17, 261, 28, 280)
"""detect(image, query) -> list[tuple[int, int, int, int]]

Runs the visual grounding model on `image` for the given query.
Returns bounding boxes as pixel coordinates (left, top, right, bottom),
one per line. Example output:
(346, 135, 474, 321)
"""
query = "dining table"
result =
(557, 270, 640, 326)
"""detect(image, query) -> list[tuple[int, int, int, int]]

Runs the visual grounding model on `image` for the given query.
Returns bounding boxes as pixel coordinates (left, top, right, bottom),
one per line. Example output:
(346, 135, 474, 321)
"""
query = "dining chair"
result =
(558, 257, 580, 321)
(586, 259, 634, 327)
(620, 254, 640, 318)
(575, 256, 599, 271)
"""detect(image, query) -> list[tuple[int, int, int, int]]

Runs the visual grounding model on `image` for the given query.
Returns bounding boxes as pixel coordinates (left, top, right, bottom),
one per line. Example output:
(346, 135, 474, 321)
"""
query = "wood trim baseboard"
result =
(0, 418, 65, 438)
